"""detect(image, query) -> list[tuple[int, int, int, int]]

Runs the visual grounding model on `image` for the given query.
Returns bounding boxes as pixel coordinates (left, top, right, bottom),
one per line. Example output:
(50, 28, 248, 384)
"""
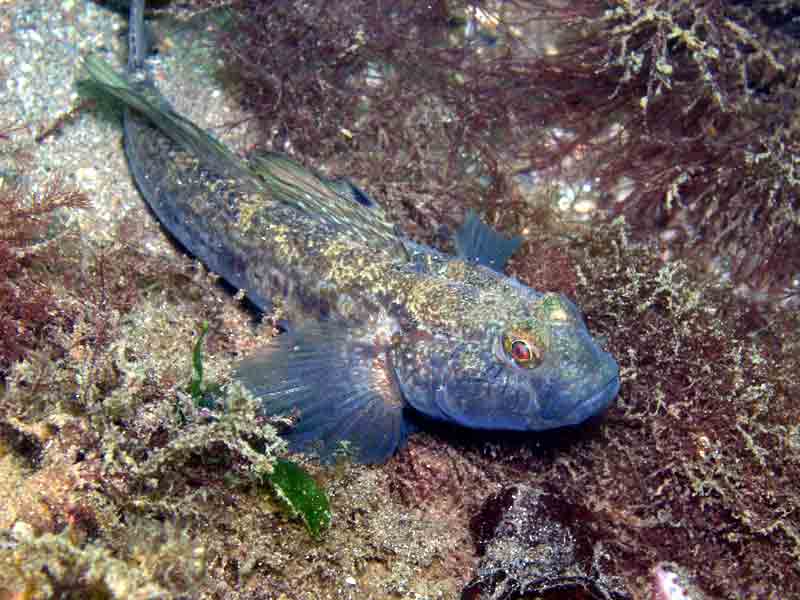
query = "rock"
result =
(462, 484, 627, 600)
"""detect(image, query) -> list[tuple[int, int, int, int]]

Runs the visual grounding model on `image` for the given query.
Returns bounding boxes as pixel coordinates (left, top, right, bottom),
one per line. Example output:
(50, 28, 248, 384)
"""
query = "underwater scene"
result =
(0, 1, 799, 598)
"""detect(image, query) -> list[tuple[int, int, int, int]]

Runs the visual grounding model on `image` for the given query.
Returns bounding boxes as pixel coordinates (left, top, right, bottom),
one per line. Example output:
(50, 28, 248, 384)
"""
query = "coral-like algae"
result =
(0, 521, 175, 600)
(185, 316, 329, 541)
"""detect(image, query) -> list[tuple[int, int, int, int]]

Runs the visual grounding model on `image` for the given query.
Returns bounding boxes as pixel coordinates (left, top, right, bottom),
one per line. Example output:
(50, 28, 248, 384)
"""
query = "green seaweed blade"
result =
(267, 459, 332, 540)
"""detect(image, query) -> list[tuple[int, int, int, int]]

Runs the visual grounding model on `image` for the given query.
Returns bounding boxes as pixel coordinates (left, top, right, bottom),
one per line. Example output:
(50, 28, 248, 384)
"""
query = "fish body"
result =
(84, 0, 620, 463)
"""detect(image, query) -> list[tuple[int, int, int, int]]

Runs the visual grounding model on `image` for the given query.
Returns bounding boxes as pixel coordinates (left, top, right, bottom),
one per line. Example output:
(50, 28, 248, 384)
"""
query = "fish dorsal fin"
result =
(454, 209, 523, 272)
(248, 152, 405, 255)
(326, 178, 376, 208)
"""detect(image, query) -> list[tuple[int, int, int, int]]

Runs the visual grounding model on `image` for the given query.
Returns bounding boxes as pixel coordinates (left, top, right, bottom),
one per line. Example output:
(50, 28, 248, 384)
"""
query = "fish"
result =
(82, 0, 620, 464)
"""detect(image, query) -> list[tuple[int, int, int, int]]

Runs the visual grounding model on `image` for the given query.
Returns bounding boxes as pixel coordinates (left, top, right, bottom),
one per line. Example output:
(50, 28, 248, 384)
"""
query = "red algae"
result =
(0, 2, 798, 598)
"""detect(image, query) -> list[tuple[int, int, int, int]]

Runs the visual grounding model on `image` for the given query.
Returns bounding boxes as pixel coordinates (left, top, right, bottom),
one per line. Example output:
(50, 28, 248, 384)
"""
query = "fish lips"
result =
(546, 368, 620, 428)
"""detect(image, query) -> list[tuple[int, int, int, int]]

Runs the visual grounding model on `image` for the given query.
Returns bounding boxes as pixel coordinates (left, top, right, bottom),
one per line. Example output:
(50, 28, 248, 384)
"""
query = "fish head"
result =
(392, 292, 619, 431)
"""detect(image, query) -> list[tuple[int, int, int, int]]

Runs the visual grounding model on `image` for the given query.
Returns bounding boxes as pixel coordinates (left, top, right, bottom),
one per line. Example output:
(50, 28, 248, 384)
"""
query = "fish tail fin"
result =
(82, 55, 252, 184)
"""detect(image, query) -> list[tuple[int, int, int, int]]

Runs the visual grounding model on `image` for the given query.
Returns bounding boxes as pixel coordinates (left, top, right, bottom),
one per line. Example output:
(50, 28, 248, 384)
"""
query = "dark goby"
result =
(82, 0, 620, 463)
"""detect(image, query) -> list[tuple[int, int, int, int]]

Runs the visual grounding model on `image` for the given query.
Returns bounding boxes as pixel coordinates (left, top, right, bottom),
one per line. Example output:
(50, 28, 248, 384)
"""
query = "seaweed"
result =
(3, 2, 799, 596)
(0, 522, 176, 600)
(186, 316, 330, 541)
(0, 173, 88, 376)
(199, 0, 800, 302)
(266, 459, 332, 540)
(511, 0, 800, 300)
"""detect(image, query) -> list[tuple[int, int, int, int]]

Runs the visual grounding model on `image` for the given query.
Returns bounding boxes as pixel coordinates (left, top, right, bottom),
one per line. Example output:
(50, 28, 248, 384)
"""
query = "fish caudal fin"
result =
(236, 323, 409, 464)
(127, 0, 147, 71)
(82, 56, 254, 186)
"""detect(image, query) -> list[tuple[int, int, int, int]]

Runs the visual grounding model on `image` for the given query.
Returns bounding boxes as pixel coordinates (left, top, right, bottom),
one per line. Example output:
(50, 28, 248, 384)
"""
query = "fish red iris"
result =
(511, 340, 532, 362)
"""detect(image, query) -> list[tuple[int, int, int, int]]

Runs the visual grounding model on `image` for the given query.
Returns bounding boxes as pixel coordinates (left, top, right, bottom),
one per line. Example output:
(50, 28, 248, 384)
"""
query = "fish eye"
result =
(511, 340, 532, 362)
(503, 335, 543, 368)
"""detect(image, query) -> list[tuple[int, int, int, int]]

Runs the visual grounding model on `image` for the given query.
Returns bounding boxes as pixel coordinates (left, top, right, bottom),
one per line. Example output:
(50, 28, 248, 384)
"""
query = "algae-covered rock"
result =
(0, 522, 177, 599)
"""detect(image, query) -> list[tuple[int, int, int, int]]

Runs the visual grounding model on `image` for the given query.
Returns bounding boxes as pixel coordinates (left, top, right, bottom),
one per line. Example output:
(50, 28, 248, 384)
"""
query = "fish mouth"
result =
(426, 368, 620, 433)
(550, 373, 620, 427)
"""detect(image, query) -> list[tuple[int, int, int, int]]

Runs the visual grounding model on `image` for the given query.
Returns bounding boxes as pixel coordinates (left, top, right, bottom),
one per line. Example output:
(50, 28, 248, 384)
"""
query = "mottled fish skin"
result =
(84, 0, 620, 463)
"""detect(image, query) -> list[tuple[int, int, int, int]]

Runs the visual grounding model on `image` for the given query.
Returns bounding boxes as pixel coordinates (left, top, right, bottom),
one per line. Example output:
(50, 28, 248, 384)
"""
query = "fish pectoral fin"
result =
(454, 209, 523, 273)
(235, 322, 408, 464)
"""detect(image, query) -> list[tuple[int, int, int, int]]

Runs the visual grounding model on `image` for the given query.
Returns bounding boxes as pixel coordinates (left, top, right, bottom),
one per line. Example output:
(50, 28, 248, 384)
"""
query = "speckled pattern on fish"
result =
(83, 0, 620, 463)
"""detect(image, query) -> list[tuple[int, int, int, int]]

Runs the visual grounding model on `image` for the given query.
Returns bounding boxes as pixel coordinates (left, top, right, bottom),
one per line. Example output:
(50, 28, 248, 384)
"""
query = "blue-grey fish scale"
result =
(84, 0, 620, 463)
